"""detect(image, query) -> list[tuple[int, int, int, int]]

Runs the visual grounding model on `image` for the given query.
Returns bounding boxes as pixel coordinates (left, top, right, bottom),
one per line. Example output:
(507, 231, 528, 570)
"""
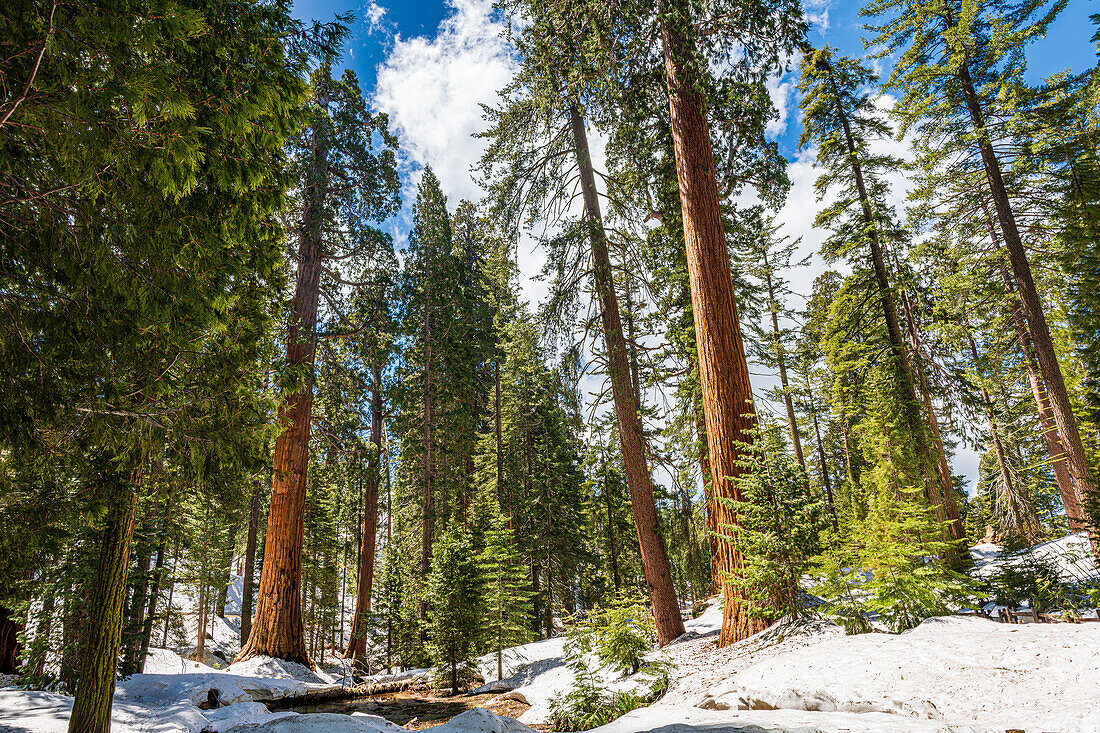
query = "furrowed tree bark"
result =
(762, 248, 806, 470)
(68, 469, 140, 733)
(345, 362, 383, 660)
(956, 60, 1096, 555)
(236, 93, 328, 666)
(240, 479, 262, 646)
(658, 0, 764, 647)
(568, 103, 685, 646)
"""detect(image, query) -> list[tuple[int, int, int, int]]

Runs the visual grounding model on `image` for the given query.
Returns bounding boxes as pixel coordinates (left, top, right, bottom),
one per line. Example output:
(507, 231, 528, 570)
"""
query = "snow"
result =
(5, 536, 1100, 733)
(970, 530, 1099, 584)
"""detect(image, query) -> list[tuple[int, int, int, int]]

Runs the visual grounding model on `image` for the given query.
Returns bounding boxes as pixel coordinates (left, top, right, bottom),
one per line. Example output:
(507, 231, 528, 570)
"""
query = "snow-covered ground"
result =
(5, 535, 1100, 732)
(970, 530, 1099, 584)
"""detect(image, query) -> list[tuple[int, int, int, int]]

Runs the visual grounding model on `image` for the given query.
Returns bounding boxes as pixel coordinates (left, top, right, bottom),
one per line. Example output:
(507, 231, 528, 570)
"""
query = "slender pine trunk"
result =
(567, 102, 684, 645)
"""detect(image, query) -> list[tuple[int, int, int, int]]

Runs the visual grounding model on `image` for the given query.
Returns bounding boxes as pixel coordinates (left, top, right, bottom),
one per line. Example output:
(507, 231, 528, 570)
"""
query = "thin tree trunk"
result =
(161, 539, 179, 649)
(900, 291, 964, 541)
(137, 497, 170, 671)
(809, 400, 839, 532)
(236, 90, 329, 665)
(68, 470, 140, 733)
(345, 363, 383, 659)
(987, 225, 1084, 529)
(956, 59, 1096, 554)
(658, 0, 762, 646)
(119, 500, 156, 676)
(567, 103, 684, 645)
(603, 467, 622, 593)
(240, 478, 262, 646)
(967, 335, 1039, 539)
(27, 586, 55, 677)
(215, 524, 237, 619)
(762, 248, 806, 470)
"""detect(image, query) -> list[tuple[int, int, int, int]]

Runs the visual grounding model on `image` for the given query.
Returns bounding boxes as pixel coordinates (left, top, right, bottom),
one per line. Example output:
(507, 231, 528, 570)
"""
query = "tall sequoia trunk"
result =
(236, 96, 329, 665)
(956, 59, 1096, 555)
(568, 103, 685, 645)
(239, 478, 262, 646)
(345, 362, 383, 659)
(762, 248, 805, 470)
(68, 468, 140, 733)
(658, 0, 763, 646)
(821, 55, 961, 542)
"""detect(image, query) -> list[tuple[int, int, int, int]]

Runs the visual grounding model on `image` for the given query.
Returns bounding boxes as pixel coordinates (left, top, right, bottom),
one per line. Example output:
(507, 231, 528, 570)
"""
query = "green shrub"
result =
(567, 593, 655, 676)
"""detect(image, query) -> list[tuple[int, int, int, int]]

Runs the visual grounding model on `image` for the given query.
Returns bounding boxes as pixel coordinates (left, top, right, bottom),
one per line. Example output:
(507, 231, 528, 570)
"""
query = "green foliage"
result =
(814, 485, 974, 634)
(425, 523, 484, 694)
(723, 425, 826, 622)
(565, 593, 656, 677)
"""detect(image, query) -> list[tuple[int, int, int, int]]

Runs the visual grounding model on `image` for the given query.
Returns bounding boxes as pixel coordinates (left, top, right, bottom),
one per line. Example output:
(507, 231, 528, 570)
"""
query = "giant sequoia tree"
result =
(238, 64, 399, 665)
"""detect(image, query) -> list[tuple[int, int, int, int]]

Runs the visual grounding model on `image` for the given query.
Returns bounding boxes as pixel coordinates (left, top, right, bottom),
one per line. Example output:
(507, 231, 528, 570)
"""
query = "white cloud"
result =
(363, 1, 386, 33)
(373, 0, 515, 205)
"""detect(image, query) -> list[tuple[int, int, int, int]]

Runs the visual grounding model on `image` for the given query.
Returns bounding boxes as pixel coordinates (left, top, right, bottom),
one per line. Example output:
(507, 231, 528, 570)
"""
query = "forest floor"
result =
(2, 532, 1098, 732)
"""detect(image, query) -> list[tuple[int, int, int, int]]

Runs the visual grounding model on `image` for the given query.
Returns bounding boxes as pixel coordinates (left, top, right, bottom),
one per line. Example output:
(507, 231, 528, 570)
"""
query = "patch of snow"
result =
(970, 531, 1098, 584)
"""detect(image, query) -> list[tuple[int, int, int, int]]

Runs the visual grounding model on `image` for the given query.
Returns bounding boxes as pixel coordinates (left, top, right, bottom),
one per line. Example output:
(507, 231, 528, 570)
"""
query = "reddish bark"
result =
(659, 1, 766, 647)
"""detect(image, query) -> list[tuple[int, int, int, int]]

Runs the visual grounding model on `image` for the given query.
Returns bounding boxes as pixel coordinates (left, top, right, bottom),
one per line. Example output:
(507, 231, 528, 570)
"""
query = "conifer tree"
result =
(425, 523, 483, 695)
(863, 0, 1096, 554)
(799, 46, 962, 543)
(240, 62, 399, 665)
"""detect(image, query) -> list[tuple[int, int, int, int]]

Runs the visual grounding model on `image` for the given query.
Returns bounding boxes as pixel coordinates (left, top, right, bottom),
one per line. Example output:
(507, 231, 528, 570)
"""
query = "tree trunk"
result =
(900, 292, 964, 541)
(0, 606, 21, 674)
(137, 498, 170, 672)
(991, 247, 1084, 530)
(236, 95, 329, 666)
(809, 400, 839, 532)
(215, 523, 237, 619)
(240, 478, 262, 646)
(567, 103, 685, 646)
(658, 0, 762, 647)
(345, 363, 384, 659)
(956, 60, 1096, 554)
(762, 249, 805, 470)
(119, 501, 156, 676)
(68, 474, 139, 733)
(968, 335, 1039, 539)
(27, 586, 55, 677)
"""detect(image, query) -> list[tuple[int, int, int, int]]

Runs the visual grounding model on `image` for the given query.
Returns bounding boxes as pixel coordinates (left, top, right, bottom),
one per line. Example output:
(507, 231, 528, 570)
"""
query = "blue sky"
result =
(290, 0, 1099, 494)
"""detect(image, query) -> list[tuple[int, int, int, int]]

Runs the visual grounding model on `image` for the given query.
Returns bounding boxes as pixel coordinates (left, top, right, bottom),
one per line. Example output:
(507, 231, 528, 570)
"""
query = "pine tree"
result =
(425, 523, 483, 695)
(863, 0, 1096, 555)
(477, 497, 531, 681)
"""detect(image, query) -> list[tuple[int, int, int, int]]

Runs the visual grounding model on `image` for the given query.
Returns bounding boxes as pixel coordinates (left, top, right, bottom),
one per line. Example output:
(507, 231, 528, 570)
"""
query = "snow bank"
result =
(971, 530, 1098, 583)
(677, 616, 1100, 732)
